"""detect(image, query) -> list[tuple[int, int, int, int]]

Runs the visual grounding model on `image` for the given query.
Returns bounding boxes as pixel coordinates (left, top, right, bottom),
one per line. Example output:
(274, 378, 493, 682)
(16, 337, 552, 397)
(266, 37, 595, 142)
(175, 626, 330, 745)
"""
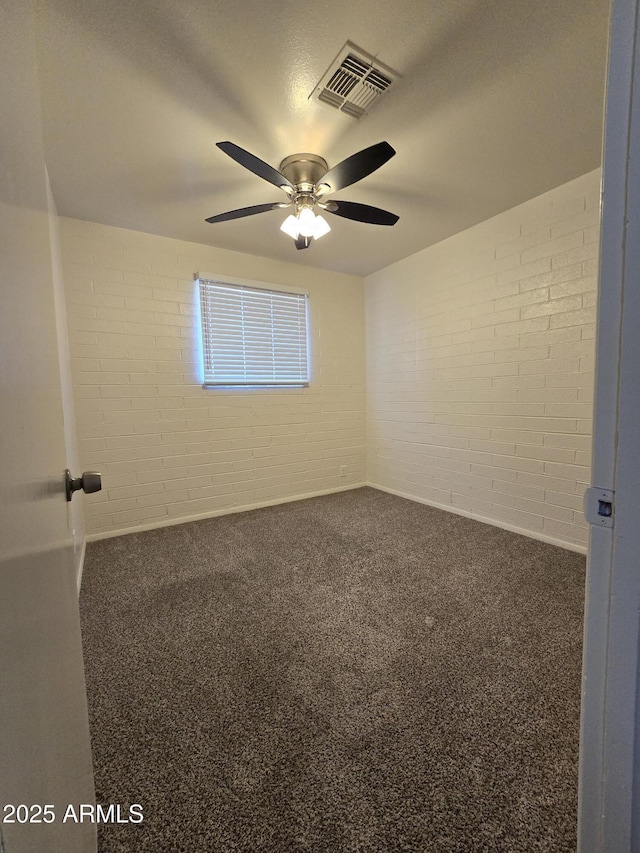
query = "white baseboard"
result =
(85, 482, 368, 542)
(85, 479, 588, 555)
(366, 482, 588, 555)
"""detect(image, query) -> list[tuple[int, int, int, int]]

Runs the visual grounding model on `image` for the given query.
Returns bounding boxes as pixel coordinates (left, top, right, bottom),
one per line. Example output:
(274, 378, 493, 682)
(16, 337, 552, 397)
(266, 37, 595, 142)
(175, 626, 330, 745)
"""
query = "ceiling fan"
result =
(205, 141, 399, 250)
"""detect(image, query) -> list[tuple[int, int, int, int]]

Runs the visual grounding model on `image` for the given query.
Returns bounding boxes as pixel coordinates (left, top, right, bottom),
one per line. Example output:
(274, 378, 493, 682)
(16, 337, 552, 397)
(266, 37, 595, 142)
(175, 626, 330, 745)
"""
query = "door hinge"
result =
(584, 487, 615, 528)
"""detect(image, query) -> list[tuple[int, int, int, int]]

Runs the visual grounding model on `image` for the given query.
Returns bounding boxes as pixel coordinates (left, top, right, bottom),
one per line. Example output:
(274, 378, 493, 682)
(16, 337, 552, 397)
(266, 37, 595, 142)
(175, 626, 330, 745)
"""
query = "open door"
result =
(579, 0, 640, 849)
(0, 2, 96, 851)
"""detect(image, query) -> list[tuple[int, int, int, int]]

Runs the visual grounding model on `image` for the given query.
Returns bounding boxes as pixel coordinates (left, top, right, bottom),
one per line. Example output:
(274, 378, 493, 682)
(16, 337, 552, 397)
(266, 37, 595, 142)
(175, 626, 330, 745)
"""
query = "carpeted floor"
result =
(80, 486, 585, 853)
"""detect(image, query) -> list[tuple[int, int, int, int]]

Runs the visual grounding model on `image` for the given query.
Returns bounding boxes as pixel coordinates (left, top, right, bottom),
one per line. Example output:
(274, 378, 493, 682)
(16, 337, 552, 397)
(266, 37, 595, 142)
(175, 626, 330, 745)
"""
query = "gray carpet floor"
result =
(80, 486, 585, 853)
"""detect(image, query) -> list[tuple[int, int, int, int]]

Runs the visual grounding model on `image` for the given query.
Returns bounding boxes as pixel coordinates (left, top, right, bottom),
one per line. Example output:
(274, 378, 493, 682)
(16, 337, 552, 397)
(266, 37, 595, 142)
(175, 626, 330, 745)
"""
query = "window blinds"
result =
(198, 279, 309, 386)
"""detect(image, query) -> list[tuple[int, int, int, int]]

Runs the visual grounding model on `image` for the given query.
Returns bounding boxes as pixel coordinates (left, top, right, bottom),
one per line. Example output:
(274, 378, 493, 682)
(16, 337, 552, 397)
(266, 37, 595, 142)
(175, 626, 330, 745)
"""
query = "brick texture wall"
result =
(61, 220, 366, 536)
(365, 169, 601, 550)
(62, 169, 600, 549)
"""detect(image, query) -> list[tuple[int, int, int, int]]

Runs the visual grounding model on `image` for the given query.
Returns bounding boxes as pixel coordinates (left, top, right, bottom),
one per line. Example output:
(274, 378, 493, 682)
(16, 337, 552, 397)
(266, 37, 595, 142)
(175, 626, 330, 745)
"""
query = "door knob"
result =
(65, 469, 102, 501)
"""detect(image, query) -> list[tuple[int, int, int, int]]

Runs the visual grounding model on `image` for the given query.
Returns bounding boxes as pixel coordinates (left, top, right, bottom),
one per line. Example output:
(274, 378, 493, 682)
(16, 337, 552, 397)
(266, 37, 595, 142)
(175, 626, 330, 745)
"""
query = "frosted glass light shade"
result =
(297, 206, 316, 237)
(280, 215, 300, 239)
(312, 215, 331, 239)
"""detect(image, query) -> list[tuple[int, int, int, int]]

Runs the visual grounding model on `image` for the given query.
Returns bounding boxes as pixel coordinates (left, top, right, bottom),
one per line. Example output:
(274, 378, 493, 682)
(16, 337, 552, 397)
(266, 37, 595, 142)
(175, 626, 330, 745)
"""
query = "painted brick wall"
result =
(365, 169, 601, 550)
(61, 219, 365, 536)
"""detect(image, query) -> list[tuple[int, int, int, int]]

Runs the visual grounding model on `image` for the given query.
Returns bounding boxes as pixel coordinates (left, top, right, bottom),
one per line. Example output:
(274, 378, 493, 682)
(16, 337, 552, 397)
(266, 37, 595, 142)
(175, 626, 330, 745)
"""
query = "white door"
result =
(0, 1, 96, 851)
(578, 0, 640, 850)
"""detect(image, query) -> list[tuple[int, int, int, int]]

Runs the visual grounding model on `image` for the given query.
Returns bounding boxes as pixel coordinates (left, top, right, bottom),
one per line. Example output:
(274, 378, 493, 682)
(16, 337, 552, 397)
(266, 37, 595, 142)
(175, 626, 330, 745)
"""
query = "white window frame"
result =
(196, 273, 310, 388)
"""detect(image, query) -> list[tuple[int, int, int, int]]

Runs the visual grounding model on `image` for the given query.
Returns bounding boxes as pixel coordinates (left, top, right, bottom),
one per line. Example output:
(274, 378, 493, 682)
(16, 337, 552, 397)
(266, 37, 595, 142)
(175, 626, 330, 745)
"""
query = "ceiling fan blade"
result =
(217, 142, 294, 190)
(295, 234, 312, 250)
(205, 202, 284, 224)
(318, 142, 396, 194)
(324, 200, 399, 226)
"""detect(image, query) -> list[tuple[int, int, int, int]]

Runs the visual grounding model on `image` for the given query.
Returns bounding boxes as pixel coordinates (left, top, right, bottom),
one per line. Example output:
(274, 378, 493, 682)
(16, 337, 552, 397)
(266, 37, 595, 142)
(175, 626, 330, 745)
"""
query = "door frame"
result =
(578, 0, 640, 849)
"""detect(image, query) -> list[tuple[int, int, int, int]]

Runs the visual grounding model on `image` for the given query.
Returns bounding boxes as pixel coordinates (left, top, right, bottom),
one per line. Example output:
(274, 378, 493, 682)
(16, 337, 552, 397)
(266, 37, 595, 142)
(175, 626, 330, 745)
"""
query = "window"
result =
(198, 277, 309, 387)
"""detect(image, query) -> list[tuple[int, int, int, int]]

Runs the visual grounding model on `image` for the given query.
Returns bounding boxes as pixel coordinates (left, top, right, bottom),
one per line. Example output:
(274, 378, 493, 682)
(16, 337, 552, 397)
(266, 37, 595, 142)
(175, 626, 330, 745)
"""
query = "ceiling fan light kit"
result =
(206, 140, 399, 250)
(280, 209, 331, 241)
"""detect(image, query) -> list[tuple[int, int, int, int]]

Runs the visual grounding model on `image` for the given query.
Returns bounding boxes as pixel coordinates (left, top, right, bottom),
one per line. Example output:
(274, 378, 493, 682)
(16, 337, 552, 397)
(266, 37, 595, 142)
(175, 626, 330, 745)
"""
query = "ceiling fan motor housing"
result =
(279, 154, 328, 192)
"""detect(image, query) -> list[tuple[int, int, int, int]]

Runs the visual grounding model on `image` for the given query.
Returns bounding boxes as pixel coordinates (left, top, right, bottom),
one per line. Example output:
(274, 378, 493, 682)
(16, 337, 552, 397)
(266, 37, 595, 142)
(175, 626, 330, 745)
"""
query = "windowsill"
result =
(202, 383, 309, 390)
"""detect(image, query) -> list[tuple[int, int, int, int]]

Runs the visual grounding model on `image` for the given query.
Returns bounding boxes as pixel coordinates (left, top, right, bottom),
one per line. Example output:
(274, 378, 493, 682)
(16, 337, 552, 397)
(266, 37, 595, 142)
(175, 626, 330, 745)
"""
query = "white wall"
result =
(365, 169, 600, 551)
(61, 219, 366, 537)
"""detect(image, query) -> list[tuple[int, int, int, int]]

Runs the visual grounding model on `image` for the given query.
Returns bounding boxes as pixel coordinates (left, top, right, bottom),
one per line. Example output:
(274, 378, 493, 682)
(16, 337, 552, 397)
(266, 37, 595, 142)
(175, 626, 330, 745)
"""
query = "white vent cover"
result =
(311, 42, 398, 119)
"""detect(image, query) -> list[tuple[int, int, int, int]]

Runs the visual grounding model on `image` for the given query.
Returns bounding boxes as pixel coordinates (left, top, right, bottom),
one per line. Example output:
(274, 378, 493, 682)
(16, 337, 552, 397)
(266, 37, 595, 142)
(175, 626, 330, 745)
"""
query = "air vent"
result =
(311, 42, 398, 119)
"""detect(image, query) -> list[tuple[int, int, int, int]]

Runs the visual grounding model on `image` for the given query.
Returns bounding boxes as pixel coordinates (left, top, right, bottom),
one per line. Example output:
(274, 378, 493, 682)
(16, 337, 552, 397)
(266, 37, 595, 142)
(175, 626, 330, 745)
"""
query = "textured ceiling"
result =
(34, 0, 610, 276)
